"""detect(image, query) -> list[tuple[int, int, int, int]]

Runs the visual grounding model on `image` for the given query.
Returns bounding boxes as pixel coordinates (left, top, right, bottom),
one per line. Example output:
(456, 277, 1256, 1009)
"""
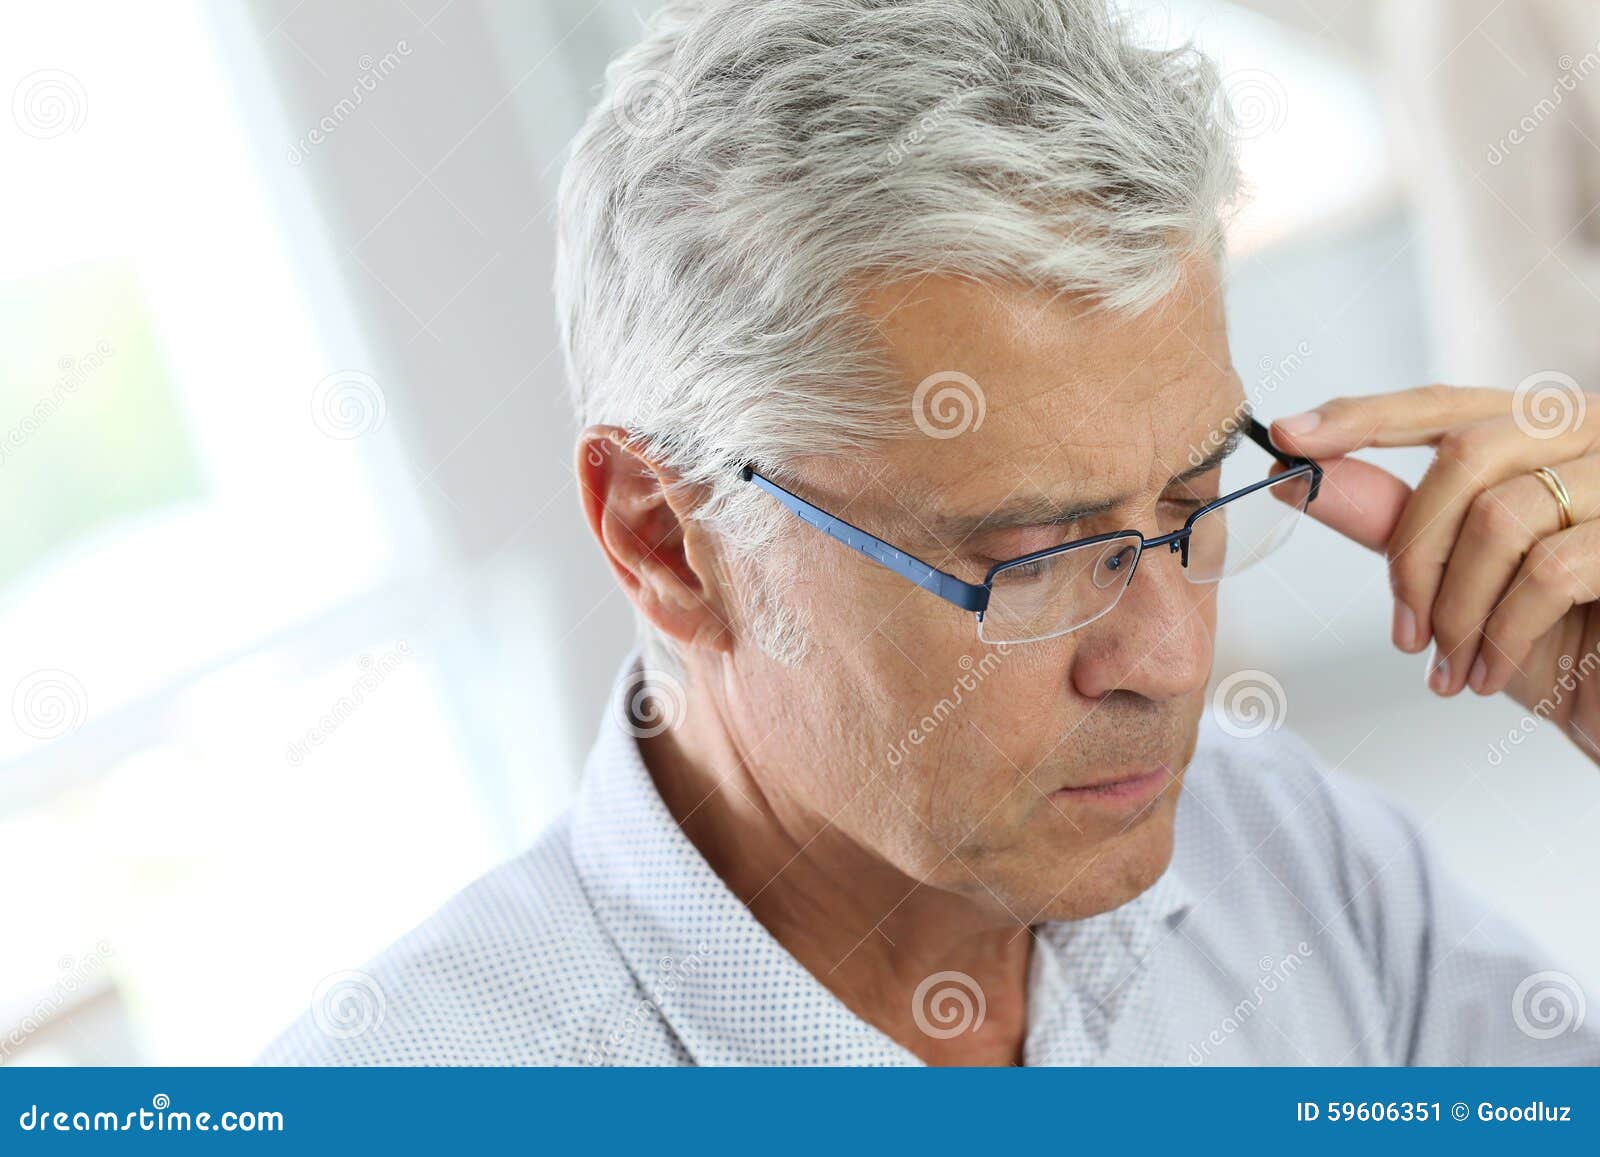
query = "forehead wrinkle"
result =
(890, 426, 1114, 528)
(912, 414, 1246, 541)
(1028, 276, 1230, 469)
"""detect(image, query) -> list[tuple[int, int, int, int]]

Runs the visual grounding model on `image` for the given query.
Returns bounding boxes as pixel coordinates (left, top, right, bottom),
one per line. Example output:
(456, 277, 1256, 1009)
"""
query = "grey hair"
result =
(555, 0, 1239, 671)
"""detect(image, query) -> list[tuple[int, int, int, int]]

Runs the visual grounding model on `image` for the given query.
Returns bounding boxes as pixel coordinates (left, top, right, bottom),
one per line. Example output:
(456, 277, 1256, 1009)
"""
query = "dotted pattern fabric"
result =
(260, 662, 1600, 1067)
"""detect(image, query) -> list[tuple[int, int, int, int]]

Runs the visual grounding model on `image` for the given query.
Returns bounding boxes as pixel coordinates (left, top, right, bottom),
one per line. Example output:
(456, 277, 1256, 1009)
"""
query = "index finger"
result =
(1268, 385, 1511, 458)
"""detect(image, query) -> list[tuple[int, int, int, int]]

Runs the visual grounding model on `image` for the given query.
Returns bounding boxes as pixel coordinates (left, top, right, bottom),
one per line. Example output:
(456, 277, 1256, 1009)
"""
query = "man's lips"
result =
(1051, 765, 1174, 807)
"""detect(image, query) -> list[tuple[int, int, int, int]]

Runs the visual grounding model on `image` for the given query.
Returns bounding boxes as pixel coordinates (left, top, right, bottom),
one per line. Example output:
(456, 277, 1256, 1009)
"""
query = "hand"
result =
(1269, 383, 1600, 764)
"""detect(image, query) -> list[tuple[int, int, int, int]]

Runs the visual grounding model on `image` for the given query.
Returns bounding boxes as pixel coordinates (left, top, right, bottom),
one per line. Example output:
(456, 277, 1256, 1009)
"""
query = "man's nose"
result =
(1069, 541, 1213, 702)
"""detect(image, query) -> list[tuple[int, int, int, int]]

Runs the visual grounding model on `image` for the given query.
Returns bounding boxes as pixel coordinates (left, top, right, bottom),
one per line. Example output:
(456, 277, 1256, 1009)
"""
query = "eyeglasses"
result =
(740, 416, 1322, 645)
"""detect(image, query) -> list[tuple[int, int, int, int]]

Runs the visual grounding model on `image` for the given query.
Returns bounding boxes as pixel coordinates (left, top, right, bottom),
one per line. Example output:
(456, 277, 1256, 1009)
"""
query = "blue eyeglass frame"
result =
(739, 417, 1322, 626)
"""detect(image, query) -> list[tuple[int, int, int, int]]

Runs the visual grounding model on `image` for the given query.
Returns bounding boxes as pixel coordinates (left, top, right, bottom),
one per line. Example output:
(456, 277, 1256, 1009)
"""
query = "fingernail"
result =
(1393, 602, 1417, 651)
(1275, 411, 1322, 436)
(1469, 656, 1489, 694)
(1428, 649, 1451, 693)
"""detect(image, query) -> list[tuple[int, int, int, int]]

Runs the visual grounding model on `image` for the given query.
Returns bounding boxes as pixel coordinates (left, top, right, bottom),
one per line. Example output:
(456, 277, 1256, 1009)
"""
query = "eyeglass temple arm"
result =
(1246, 417, 1323, 503)
(740, 467, 990, 613)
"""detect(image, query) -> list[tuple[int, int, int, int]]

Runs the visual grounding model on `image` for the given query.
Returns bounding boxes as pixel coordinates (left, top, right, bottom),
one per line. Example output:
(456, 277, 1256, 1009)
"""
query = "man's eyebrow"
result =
(929, 422, 1248, 540)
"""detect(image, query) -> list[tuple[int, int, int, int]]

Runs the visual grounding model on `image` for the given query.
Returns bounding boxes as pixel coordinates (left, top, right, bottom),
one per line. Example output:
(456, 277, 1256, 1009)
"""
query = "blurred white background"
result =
(4, 0, 1597, 1063)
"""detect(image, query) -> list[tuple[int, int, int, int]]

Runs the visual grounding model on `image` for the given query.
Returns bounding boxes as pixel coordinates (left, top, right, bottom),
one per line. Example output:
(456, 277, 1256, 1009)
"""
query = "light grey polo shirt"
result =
(261, 660, 1598, 1066)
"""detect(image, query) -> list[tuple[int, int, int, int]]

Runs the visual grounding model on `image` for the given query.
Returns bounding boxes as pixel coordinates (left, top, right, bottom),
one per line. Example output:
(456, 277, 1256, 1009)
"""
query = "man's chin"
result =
(1025, 807, 1178, 923)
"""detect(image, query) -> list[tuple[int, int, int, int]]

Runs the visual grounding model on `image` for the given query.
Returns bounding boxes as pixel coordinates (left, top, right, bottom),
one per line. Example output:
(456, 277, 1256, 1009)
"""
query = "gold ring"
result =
(1533, 465, 1575, 531)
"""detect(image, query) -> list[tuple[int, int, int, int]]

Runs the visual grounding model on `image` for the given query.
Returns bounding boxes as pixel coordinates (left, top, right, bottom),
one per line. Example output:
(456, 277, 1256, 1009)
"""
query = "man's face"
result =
(722, 262, 1245, 922)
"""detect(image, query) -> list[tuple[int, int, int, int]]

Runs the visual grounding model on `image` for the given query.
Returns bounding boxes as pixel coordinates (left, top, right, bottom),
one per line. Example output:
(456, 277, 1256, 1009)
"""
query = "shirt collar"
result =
(570, 652, 1193, 1066)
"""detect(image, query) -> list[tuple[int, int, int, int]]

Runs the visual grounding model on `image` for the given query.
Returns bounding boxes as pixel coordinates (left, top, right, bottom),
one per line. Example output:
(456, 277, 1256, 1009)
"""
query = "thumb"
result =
(1281, 455, 1410, 554)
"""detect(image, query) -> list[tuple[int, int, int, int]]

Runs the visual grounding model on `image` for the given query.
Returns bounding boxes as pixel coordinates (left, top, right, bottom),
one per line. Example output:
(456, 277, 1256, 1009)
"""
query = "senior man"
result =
(265, 0, 1600, 1065)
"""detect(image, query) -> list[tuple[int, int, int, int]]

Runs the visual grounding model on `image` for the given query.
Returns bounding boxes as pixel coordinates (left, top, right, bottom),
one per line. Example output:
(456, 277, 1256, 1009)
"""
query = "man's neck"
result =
(640, 719, 1033, 1066)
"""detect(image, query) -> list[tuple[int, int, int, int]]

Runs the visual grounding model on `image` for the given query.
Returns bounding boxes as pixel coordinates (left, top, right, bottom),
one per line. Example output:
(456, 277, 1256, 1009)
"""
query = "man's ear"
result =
(576, 426, 732, 655)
